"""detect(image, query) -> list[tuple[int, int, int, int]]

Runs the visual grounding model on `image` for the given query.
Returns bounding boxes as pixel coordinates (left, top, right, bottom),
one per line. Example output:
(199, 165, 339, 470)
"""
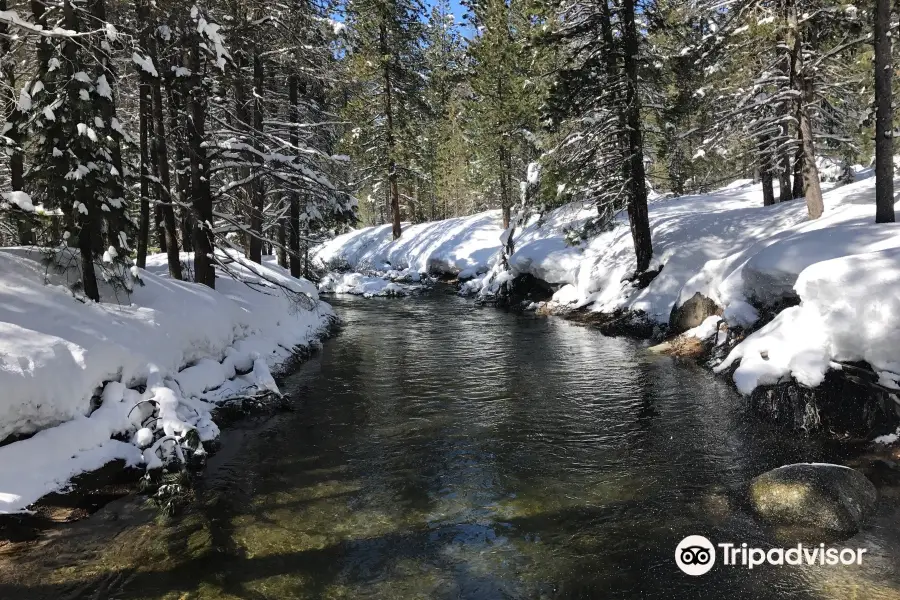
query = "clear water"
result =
(3, 290, 899, 599)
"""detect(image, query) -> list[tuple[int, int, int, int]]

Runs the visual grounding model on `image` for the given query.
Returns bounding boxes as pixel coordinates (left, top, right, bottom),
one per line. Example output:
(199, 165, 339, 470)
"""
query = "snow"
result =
(131, 52, 158, 77)
(174, 358, 231, 398)
(551, 283, 580, 305)
(1, 190, 35, 212)
(16, 88, 31, 111)
(252, 353, 281, 396)
(96, 74, 112, 99)
(0, 248, 332, 513)
(313, 211, 503, 277)
(875, 428, 899, 445)
(716, 247, 900, 395)
(684, 315, 722, 341)
(317, 166, 900, 407)
(318, 271, 422, 297)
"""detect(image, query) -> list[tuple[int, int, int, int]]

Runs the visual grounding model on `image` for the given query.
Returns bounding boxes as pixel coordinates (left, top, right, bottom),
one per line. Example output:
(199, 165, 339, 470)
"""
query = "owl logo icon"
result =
(675, 535, 716, 576)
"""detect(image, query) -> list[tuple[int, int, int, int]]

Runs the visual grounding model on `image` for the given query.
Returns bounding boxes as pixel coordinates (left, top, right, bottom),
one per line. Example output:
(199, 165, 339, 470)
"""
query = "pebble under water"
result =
(2, 289, 900, 599)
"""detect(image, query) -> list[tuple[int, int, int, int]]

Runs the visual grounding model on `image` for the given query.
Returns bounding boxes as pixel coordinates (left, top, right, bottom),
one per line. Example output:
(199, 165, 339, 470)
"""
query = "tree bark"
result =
(797, 73, 824, 219)
(165, 65, 193, 251)
(136, 41, 152, 268)
(791, 63, 805, 200)
(288, 75, 303, 277)
(249, 51, 265, 263)
(787, 2, 823, 220)
(63, 0, 100, 301)
(380, 21, 402, 239)
(759, 136, 776, 206)
(777, 127, 793, 202)
(499, 146, 511, 228)
(232, 49, 253, 256)
(88, 0, 127, 255)
(277, 219, 287, 267)
(621, 0, 653, 273)
(187, 36, 215, 288)
(874, 0, 896, 223)
(779, 6, 798, 203)
(791, 129, 805, 199)
(156, 204, 167, 253)
(145, 7, 183, 279)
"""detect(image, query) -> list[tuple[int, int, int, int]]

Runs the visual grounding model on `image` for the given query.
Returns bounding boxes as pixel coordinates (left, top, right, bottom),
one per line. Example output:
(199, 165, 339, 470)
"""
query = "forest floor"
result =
(0, 249, 334, 517)
(314, 166, 900, 442)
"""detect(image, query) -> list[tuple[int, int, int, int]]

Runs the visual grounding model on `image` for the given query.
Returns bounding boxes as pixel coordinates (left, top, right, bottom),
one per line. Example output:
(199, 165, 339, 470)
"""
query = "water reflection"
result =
(3, 290, 900, 599)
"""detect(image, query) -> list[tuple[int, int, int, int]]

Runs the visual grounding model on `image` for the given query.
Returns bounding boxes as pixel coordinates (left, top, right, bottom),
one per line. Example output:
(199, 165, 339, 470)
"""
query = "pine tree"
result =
(24, 0, 132, 301)
(465, 0, 543, 228)
(874, 0, 895, 223)
(421, 0, 466, 220)
(541, 0, 653, 274)
(342, 0, 426, 239)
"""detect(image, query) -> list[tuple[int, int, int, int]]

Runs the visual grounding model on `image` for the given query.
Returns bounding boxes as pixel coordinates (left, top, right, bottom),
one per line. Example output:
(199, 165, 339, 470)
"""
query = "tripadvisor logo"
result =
(675, 535, 716, 576)
(675, 535, 868, 576)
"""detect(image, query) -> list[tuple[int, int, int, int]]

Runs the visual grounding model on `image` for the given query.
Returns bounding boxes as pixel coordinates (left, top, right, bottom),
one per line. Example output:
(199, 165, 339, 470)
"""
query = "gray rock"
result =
(668, 292, 720, 335)
(749, 463, 877, 534)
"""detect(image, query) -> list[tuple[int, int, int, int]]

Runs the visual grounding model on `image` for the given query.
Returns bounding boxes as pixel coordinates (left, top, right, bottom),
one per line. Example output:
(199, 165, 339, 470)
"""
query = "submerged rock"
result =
(648, 335, 706, 358)
(669, 292, 720, 335)
(749, 463, 877, 535)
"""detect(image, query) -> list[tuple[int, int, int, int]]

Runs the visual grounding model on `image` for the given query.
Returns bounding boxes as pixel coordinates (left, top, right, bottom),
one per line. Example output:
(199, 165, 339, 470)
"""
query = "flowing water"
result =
(2, 289, 900, 599)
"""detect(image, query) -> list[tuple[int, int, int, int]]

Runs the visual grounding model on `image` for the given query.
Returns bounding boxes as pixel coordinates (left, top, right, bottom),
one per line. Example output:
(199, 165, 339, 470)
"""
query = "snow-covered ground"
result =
(318, 169, 900, 401)
(313, 210, 503, 279)
(318, 268, 427, 297)
(0, 248, 332, 513)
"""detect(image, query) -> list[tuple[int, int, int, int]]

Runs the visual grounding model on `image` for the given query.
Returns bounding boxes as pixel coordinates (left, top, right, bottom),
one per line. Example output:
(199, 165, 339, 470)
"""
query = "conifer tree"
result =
(541, 0, 653, 274)
(465, 0, 542, 229)
(342, 0, 426, 238)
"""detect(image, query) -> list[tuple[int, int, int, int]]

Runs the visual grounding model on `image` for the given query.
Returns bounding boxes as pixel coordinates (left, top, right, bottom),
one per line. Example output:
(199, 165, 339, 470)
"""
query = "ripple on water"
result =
(4, 290, 900, 600)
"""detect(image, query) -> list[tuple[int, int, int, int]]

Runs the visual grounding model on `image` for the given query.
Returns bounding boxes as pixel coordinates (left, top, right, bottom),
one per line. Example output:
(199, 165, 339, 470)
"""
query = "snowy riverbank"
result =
(314, 170, 900, 427)
(0, 248, 333, 513)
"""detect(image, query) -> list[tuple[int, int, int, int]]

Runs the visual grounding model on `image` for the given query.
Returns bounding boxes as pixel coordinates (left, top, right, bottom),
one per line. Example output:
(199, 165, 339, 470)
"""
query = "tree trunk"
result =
(145, 7, 183, 279)
(669, 144, 685, 197)
(791, 129, 805, 199)
(777, 13, 796, 204)
(621, 0, 653, 273)
(277, 219, 287, 267)
(759, 137, 776, 206)
(499, 147, 511, 228)
(156, 205, 167, 252)
(89, 0, 127, 255)
(187, 37, 215, 288)
(28, 0, 54, 241)
(233, 50, 253, 256)
(288, 75, 303, 277)
(786, 0, 823, 220)
(777, 130, 793, 202)
(380, 22, 402, 239)
(136, 47, 152, 268)
(797, 73, 824, 219)
(874, 0, 896, 223)
(249, 51, 265, 263)
(64, 0, 99, 301)
(165, 68, 193, 251)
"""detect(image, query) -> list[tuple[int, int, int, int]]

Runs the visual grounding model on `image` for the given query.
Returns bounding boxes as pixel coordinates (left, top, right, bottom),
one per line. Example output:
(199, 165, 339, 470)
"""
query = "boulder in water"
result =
(669, 292, 720, 335)
(749, 463, 877, 534)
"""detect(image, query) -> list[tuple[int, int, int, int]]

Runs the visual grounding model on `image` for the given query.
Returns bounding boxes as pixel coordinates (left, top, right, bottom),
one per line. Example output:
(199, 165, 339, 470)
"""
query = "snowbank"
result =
(716, 248, 900, 394)
(319, 167, 900, 400)
(0, 248, 332, 513)
(313, 211, 503, 277)
(318, 270, 424, 297)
